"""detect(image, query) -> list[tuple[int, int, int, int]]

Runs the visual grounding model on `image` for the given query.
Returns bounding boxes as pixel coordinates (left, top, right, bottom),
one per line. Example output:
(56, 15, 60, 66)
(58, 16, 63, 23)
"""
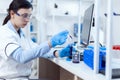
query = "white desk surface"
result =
(49, 57, 106, 80)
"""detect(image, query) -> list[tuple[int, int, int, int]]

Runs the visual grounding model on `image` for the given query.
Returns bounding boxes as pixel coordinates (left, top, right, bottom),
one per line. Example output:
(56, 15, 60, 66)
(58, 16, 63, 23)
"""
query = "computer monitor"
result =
(80, 4, 94, 47)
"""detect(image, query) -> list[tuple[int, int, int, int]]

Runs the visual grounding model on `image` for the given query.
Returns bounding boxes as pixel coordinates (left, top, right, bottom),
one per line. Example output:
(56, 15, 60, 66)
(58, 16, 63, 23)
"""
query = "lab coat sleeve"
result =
(1, 39, 21, 60)
(42, 48, 55, 58)
(11, 42, 53, 63)
(0, 26, 20, 60)
(28, 39, 55, 58)
(5, 43, 20, 57)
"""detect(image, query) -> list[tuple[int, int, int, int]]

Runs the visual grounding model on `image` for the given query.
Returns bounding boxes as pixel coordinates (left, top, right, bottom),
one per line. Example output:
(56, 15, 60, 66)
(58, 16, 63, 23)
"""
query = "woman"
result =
(0, 0, 72, 79)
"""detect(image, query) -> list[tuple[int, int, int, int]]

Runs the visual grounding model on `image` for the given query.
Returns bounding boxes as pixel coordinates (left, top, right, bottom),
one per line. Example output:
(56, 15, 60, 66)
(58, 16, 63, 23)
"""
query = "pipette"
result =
(67, 34, 74, 44)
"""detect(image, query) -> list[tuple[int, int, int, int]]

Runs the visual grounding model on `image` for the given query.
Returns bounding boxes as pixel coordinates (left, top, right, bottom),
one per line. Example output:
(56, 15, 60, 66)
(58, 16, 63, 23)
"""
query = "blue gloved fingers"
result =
(59, 51, 71, 57)
(59, 37, 67, 44)
(59, 44, 72, 57)
(50, 30, 69, 47)
(57, 30, 69, 44)
(58, 30, 69, 36)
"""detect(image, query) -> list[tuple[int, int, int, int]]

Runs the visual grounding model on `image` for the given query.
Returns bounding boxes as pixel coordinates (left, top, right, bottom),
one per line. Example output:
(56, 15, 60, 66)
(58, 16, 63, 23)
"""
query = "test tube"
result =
(68, 34, 74, 44)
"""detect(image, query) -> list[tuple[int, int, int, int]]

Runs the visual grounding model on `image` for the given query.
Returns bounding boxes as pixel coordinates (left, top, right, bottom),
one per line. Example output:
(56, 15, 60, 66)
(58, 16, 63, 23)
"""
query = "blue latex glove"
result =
(50, 30, 69, 47)
(59, 44, 73, 57)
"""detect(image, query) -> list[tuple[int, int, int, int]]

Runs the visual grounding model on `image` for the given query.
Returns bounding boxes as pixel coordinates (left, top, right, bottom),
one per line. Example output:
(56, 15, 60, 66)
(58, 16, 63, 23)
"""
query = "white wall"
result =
(0, 0, 12, 12)
(0, 14, 6, 26)
(0, 0, 12, 26)
(99, 0, 120, 45)
(112, 0, 120, 45)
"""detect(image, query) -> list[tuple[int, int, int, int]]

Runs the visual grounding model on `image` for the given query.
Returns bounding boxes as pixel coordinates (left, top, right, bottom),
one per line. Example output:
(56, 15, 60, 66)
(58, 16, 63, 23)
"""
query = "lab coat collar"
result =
(7, 21, 25, 37)
(7, 21, 18, 34)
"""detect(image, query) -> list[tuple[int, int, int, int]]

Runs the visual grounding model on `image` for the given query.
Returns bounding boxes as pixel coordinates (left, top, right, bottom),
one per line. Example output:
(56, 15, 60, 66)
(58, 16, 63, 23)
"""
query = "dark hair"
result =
(2, 0, 33, 25)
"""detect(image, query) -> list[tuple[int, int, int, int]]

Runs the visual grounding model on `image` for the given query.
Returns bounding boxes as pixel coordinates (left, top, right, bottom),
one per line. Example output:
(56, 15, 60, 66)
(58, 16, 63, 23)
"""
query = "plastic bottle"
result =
(72, 51, 80, 63)
(72, 43, 80, 63)
(30, 22, 33, 32)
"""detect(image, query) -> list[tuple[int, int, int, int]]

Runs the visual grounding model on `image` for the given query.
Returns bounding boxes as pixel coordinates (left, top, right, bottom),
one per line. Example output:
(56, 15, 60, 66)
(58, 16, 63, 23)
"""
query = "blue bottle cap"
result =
(100, 46, 106, 50)
(87, 46, 94, 49)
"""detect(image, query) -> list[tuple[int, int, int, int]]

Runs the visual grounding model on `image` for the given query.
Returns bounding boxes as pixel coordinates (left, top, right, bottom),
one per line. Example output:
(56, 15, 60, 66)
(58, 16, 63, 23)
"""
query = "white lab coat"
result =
(0, 21, 52, 80)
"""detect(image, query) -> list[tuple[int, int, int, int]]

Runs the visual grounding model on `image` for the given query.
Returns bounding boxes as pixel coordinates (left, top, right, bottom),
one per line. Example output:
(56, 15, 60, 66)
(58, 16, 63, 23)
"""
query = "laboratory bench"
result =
(38, 53, 120, 80)
(49, 57, 120, 80)
(38, 57, 106, 80)
(49, 57, 106, 80)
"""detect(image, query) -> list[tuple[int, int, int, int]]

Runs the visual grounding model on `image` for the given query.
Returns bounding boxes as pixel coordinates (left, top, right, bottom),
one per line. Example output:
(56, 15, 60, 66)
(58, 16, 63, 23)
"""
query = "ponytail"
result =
(2, 14, 10, 25)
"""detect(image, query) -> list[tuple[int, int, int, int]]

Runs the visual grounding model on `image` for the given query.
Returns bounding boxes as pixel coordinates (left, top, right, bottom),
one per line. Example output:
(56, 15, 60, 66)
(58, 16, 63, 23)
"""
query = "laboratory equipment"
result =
(80, 4, 94, 47)
(72, 51, 80, 63)
(73, 23, 83, 37)
(83, 46, 106, 70)
(66, 41, 77, 61)
(73, 23, 78, 37)
(30, 22, 33, 32)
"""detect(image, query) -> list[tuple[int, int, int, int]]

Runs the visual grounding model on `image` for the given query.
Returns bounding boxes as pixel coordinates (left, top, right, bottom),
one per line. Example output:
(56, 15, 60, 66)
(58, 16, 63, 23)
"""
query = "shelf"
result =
(35, 16, 47, 23)
(30, 32, 37, 34)
(48, 14, 78, 17)
(48, 9, 78, 17)
(47, 0, 93, 18)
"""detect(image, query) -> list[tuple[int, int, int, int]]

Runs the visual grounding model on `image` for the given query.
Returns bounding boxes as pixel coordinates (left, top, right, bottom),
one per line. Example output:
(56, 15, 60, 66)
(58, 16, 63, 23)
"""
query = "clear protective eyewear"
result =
(15, 12, 32, 19)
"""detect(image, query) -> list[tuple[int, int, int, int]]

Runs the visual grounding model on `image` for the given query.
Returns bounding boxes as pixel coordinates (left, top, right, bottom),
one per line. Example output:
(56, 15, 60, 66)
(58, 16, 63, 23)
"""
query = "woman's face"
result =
(11, 8, 32, 30)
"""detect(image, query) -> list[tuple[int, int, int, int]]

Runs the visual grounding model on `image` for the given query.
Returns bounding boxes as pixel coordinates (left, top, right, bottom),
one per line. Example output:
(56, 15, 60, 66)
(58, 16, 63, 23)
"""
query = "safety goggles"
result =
(15, 12, 32, 19)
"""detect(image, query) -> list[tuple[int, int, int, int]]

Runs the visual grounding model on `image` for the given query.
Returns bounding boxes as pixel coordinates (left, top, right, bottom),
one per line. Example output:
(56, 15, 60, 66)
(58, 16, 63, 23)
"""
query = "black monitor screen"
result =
(80, 4, 94, 47)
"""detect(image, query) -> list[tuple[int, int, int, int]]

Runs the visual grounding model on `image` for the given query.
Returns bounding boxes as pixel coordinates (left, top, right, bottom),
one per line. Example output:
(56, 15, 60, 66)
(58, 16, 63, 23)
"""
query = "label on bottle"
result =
(72, 52, 80, 63)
